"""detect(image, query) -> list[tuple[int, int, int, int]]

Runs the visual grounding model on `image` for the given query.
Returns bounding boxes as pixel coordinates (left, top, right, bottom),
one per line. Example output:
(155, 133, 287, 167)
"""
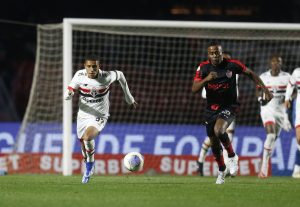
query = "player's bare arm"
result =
(256, 86, 269, 106)
(284, 82, 297, 109)
(192, 72, 218, 93)
(242, 68, 273, 102)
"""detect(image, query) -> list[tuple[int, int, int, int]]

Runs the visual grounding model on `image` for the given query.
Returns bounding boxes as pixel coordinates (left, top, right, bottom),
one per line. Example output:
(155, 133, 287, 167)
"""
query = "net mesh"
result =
(14, 21, 300, 175)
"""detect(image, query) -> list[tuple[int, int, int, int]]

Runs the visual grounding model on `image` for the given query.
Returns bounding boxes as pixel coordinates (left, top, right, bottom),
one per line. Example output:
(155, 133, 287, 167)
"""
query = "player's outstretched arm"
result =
(242, 68, 273, 103)
(115, 71, 137, 108)
(192, 72, 217, 93)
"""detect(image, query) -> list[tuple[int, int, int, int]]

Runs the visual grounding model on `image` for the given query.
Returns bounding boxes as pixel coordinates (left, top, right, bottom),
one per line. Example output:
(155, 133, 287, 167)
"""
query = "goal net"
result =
(9, 19, 300, 176)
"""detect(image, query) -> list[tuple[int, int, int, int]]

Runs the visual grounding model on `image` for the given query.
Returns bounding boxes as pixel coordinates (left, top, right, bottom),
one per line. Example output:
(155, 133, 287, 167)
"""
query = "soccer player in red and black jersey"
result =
(192, 42, 273, 184)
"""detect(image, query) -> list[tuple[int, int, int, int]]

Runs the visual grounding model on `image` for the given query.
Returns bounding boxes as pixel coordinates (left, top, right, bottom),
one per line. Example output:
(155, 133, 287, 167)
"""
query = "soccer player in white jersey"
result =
(197, 52, 237, 176)
(257, 54, 291, 178)
(64, 54, 137, 183)
(284, 67, 300, 178)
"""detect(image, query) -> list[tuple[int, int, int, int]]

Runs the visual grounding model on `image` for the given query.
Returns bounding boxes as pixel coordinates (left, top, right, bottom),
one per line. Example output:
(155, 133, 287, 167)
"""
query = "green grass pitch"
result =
(1, 175, 300, 207)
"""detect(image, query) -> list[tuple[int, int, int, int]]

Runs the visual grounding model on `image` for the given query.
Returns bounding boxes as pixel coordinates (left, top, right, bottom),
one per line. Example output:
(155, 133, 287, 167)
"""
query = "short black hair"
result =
(270, 54, 282, 59)
(84, 53, 99, 62)
(208, 41, 220, 47)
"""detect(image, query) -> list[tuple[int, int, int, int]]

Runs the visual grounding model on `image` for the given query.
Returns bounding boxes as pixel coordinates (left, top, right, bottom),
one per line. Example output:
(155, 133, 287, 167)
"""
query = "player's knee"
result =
(204, 137, 211, 146)
(81, 135, 93, 141)
(213, 126, 225, 138)
(82, 132, 96, 141)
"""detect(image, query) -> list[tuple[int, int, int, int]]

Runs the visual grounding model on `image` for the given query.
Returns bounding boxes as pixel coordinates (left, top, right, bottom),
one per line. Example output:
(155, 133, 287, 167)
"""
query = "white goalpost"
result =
(15, 18, 300, 176)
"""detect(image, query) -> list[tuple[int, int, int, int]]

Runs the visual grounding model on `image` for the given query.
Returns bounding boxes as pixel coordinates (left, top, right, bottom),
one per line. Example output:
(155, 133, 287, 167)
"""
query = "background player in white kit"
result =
(64, 54, 137, 183)
(197, 52, 237, 176)
(285, 67, 300, 178)
(257, 54, 291, 178)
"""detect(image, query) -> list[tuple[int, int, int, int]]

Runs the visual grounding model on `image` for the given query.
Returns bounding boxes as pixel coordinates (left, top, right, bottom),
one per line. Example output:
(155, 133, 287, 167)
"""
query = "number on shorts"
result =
(95, 117, 104, 124)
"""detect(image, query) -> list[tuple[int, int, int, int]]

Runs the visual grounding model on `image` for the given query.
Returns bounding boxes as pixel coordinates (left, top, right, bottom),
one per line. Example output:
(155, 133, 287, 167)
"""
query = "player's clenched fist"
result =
(206, 72, 218, 81)
(64, 89, 74, 100)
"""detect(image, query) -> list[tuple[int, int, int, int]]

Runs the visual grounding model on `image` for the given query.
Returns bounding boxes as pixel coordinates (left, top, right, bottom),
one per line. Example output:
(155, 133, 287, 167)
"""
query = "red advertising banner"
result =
(0, 153, 268, 176)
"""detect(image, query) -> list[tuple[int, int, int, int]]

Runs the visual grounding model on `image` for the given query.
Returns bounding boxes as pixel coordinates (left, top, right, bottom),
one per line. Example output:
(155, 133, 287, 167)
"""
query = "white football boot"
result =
(216, 170, 226, 184)
(292, 165, 300, 178)
(227, 154, 239, 176)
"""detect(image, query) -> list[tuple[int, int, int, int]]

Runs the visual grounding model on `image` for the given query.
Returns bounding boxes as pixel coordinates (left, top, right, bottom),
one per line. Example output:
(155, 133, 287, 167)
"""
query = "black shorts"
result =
(204, 106, 237, 138)
(204, 106, 236, 125)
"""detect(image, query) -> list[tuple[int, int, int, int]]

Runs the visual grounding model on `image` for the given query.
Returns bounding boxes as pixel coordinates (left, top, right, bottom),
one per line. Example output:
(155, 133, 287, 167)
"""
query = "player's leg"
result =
(197, 136, 211, 176)
(259, 108, 277, 178)
(81, 126, 98, 183)
(214, 117, 238, 176)
(292, 127, 300, 178)
(79, 139, 87, 162)
(206, 121, 226, 184)
(79, 117, 107, 184)
(223, 120, 235, 163)
(292, 103, 300, 178)
(259, 123, 276, 178)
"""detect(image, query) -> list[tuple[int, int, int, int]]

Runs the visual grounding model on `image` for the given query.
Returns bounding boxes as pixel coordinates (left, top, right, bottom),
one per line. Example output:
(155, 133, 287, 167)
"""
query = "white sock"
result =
(80, 140, 87, 161)
(198, 137, 211, 163)
(84, 140, 95, 162)
(261, 133, 276, 175)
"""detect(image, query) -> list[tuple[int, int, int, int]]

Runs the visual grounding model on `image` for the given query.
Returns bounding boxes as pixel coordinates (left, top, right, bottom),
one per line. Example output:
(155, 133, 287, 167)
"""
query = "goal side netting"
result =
(9, 19, 300, 176)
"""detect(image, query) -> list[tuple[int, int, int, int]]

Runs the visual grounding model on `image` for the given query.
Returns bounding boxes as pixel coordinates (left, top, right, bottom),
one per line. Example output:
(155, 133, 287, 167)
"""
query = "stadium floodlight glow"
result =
(16, 18, 300, 176)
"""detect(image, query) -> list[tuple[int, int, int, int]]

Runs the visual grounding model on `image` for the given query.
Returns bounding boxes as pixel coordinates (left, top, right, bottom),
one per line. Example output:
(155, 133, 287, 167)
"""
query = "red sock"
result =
(224, 143, 235, 157)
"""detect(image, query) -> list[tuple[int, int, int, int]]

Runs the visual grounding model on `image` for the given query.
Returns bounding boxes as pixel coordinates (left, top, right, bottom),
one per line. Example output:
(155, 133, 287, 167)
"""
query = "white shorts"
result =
(227, 120, 235, 131)
(77, 115, 107, 139)
(260, 106, 287, 129)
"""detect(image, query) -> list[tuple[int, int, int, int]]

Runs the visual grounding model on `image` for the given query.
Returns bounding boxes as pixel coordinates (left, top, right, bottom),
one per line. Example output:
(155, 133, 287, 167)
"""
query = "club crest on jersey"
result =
(226, 70, 232, 78)
(91, 87, 98, 97)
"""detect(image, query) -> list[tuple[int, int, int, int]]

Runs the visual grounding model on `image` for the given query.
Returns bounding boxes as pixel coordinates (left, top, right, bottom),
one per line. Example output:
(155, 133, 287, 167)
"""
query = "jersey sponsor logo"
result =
(91, 87, 98, 97)
(78, 72, 84, 76)
(207, 83, 229, 90)
(82, 97, 103, 103)
(226, 70, 232, 78)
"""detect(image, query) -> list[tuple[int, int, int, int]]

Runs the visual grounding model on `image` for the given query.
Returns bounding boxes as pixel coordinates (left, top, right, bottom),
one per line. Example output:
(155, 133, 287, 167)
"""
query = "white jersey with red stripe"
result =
(68, 69, 135, 119)
(285, 68, 300, 128)
(259, 70, 291, 130)
(260, 70, 291, 110)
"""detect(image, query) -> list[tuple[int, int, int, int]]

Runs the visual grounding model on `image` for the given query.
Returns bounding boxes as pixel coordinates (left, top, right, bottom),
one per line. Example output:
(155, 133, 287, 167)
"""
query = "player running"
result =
(285, 67, 300, 178)
(257, 54, 291, 178)
(192, 42, 273, 184)
(197, 52, 238, 176)
(64, 54, 137, 183)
